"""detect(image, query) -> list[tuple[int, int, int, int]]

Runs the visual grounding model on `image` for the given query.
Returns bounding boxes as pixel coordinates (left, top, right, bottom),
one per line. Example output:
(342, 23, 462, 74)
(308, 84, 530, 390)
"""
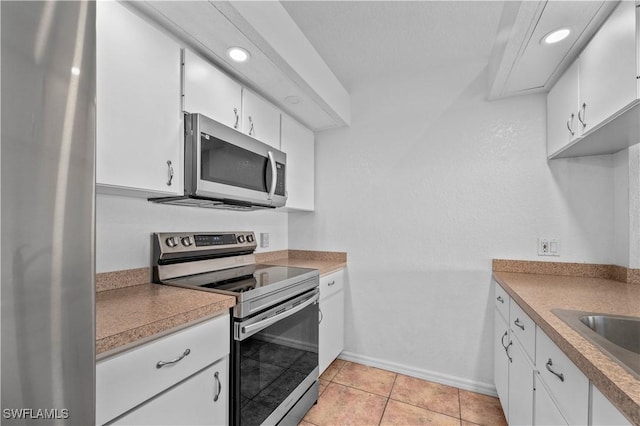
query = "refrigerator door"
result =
(1, 1, 96, 424)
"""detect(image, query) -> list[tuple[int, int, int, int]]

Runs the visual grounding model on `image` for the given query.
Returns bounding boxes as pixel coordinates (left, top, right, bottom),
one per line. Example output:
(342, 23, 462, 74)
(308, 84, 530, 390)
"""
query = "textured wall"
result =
(96, 194, 288, 272)
(289, 65, 617, 392)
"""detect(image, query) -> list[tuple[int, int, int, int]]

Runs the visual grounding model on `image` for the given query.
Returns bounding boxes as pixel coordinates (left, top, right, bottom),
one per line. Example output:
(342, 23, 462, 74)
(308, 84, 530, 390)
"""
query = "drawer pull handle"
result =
(233, 108, 239, 129)
(514, 318, 525, 331)
(156, 348, 191, 369)
(328, 280, 336, 286)
(166, 160, 174, 186)
(505, 341, 513, 363)
(213, 371, 222, 402)
(546, 358, 564, 382)
(319, 307, 324, 324)
(496, 295, 504, 304)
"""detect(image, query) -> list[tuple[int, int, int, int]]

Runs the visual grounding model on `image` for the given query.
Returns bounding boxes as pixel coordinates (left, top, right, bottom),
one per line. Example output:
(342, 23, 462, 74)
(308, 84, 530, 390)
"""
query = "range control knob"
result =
(237, 235, 246, 243)
(181, 237, 192, 247)
(166, 237, 178, 248)
(246, 234, 254, 243)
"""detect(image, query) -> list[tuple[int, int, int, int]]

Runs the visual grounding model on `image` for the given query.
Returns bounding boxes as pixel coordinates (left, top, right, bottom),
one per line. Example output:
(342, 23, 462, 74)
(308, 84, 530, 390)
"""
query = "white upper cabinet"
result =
(547, 60, 580, 157)
(578, 0, 637, 133)
(183, 49, 242, 130)
(281, 115, 315, 211)
(547, 1, 639, 159)
(96, 1, 183, 197)
(241, 89, 281, 149)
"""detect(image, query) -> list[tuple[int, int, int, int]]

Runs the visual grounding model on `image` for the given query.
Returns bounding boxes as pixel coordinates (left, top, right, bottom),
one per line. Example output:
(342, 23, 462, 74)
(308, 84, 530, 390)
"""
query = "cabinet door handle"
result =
(318, 307, 324, 324)
(156, 348, 190, 368)
(248, 116, 254, 136)
(501, 330, 509, 350)
(546, 358, 565, 382)
(166, 160, 174, 186)
(514, 318, 525, 331)
(566, 113, 575, 136)
(496, 295, 504, 304)
(233, 108, 239, 129)
(505, 341, 513, 363)
(578, 103, 587, 128)
(328, 280, 336, 286)
(213, 371, 222, 402)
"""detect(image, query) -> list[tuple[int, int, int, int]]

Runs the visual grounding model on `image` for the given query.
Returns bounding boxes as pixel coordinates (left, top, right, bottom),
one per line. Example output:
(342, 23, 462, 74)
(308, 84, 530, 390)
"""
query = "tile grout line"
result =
(377, 373, 399, 425)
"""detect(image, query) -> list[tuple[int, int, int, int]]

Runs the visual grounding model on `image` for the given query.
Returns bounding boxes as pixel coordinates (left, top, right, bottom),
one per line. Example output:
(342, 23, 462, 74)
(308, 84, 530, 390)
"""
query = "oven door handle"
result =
(240, 293, 318, 339)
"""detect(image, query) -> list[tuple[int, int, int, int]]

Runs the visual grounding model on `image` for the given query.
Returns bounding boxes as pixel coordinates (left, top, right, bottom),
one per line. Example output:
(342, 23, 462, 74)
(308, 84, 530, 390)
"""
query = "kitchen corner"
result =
(492, 259, 640, 425)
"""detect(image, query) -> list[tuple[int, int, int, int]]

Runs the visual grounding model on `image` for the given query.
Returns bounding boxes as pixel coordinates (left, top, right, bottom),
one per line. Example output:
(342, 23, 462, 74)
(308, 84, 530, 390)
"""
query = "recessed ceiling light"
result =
(227, 47, 250, 63)
(71, 67, 80, 76)
(542, 28, 571, 45)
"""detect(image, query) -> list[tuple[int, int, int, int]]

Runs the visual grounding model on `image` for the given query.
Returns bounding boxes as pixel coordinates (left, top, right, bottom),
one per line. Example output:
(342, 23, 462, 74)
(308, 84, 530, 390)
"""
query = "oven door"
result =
(187, 113, 287, 207)
(232, 289, 319, 426)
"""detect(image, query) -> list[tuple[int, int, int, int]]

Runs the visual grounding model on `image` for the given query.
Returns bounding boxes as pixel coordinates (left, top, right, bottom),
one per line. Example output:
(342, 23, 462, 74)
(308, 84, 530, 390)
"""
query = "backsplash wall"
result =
(96, 194, 288, 273)
(288, 64, 619, 394)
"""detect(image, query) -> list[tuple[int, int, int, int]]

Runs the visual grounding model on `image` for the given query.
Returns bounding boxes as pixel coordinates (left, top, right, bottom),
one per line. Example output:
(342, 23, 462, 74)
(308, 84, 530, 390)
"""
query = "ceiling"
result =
(130, 1, 618, 130)
(281, 1, 505, 92)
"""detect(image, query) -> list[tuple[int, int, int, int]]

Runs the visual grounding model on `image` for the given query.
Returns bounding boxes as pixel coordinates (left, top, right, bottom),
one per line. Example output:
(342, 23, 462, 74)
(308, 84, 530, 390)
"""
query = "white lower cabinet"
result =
(319, 270, 345, 374)
(534, 374, 568, 426)
(590, 383, 631, 426)
(112, 357, 228, 425)
(508, 338, 534, 426)
(493, 281, 629, 426)
(96, 314, 230, 425)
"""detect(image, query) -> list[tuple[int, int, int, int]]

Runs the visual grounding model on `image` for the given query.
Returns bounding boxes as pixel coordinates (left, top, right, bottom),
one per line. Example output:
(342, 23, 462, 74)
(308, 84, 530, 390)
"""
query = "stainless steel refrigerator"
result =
(1, 1, 96, 425)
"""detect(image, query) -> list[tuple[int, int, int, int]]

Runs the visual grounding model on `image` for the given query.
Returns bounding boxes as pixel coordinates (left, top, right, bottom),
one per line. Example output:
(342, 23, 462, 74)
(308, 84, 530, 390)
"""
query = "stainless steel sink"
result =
(553, 309, 640, 377)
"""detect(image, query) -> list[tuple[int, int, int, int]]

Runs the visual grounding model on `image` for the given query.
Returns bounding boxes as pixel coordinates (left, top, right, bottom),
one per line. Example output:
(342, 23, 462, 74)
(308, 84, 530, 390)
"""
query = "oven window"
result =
(200, 133, 271, 193)
(236, 300, 318, 425)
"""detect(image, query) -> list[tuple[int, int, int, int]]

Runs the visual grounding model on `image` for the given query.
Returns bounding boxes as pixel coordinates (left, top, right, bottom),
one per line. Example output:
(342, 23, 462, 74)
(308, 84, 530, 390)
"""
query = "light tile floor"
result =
(300, 360, 507, 426)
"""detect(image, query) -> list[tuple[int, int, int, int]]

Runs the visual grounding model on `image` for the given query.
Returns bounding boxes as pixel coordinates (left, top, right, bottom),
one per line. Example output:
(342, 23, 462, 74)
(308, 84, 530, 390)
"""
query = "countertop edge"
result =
(492, 271, 639, 425)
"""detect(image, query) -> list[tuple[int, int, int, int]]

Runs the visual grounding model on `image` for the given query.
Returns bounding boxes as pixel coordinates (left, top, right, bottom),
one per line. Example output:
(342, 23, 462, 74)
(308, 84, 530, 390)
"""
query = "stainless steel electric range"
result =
(152, 231, 320, 426)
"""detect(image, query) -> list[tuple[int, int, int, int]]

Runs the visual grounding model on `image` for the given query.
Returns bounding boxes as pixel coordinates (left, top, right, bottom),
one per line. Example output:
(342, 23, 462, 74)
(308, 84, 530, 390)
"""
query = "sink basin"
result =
(553, 309, 640, 377)
(579, 315, 640, 355)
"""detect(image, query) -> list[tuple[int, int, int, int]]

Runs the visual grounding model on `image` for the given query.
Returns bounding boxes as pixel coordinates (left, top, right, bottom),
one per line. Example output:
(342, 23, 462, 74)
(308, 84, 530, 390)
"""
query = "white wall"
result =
(628, 144, 640, 269)
(289, 64, 617, 393)
(614, 149, 630, 267)
(96, 194, 288, 272)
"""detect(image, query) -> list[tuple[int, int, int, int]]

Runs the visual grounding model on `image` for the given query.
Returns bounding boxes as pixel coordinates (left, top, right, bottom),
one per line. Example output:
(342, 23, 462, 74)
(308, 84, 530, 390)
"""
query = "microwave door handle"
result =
(267, 151, 277, 200)
(239, 293, 318, 340)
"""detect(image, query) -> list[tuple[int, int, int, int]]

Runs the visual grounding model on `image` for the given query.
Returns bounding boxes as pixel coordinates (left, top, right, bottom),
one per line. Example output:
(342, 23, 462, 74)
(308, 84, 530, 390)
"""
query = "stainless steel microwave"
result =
(151, 113, 287, 210)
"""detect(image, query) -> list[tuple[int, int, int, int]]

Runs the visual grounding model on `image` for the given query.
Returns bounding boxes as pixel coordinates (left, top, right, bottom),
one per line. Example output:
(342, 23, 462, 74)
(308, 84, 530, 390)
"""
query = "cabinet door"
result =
(590, 383, 631, 426)
(96, 1, 182, 196)
(281, 115, 315, 211)
(547, 59, 580, 156)
(242, 89, 281, 149)
(579, 0, 637, 132)
(508, 339, 534, 426)
(319, 290, 344, 374)
(183, 49, 242, 130)
(112, 357, 228, 426)
(534, 374, 568, 426)
(494, 311, 510, 416)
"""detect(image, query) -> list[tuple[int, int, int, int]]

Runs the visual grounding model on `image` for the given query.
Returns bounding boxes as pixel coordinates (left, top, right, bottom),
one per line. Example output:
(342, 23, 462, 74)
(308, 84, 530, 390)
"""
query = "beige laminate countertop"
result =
(96, 284, 235, 357)
(493, 271, 640, 424)
(96, 250, 347, 358)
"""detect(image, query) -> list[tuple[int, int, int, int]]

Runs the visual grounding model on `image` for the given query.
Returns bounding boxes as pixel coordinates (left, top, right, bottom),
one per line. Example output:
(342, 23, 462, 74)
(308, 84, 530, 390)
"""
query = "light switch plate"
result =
(538, 237, 560, 256)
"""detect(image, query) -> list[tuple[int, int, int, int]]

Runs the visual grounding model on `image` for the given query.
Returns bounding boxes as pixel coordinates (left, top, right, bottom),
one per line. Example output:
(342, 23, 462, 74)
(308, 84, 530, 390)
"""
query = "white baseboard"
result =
(338, 351, 498, 397)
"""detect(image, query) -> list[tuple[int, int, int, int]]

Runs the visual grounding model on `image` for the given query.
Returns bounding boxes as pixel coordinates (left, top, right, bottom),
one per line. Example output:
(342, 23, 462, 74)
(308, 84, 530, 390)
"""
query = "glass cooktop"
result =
(164, 264, 317, 295)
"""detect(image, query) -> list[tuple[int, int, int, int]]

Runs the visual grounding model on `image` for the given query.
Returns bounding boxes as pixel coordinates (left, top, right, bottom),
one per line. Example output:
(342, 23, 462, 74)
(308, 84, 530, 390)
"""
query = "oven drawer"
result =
(96, 314, 230, 425)
(320, 270, 344, 300)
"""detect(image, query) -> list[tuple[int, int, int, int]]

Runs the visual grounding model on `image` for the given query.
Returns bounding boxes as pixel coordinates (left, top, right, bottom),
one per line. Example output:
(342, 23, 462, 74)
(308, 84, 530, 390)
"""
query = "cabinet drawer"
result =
(96, 314, 230, 425)
(494, 280, 509, 322)
(320, 270, 344, 300)
(535, 327, 588, 425)
(509, 301, 535, 362)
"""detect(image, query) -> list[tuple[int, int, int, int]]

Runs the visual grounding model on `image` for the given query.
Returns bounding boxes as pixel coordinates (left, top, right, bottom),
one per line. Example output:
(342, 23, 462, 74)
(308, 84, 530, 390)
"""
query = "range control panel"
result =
(155, 231, 257, 256)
